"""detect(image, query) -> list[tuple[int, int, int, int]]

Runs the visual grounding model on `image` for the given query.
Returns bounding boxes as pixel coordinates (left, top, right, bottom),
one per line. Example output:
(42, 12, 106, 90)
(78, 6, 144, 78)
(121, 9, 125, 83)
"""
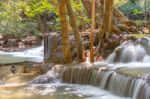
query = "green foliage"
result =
(0, 1, 40, 38)
(0, 0, 89, 37)
(135, 20, 147, 27)
(132, 9, 143, 15)
(24, 0, 57, 17)
(114, 0, 128, 6)
(119, 1, 142, 14)
(70, 0, 89, 27)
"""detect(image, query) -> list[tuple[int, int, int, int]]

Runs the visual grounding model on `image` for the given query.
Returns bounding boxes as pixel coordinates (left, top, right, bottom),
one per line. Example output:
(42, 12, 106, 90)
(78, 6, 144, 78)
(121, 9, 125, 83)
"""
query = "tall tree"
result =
(59, 0, 72, 64)
(144, 0, 148, 21)
(81, 0, 91, 17)
(98, 0, 114, 51)
(65, 0, 84, 62)
(90, 0, 96, 62)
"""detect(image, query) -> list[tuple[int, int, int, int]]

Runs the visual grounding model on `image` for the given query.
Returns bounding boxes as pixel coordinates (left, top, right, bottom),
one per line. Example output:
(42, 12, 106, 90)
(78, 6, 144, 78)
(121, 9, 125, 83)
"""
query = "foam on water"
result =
(0, 46, 44, 63)
(27, 83, 130, 99)
(105, 37, 150, 68)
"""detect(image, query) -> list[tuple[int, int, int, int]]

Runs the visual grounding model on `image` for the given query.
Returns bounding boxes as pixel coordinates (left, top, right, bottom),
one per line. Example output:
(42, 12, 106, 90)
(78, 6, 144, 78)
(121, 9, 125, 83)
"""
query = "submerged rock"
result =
(141, 73, 150, 84)
(28, 70, 59, 84)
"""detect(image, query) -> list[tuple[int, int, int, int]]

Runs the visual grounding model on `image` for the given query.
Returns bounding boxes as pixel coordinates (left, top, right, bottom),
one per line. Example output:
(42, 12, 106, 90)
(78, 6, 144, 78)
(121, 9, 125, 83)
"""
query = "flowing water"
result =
(0, 46, 43, 64)
(106, 37, 150, 67)
(0, 82, 130, 99)
(0, 65, 129, 99)
(1, 37, 150, 99)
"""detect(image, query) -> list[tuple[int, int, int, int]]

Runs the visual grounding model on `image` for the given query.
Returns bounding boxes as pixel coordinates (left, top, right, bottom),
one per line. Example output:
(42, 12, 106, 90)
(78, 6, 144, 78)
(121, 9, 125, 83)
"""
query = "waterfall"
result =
(0, 46, 44, 64)
(61, 67, 150, 99)
(106, 37, 150, 64)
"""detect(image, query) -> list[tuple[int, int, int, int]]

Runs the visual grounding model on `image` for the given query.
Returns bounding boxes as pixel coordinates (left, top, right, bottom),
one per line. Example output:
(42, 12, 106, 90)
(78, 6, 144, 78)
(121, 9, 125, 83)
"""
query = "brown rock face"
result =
(44, 32, 77, 64)
(0, 35, 3, 40)
(22, 36, 41, 45)
(18, 42, 25, 49)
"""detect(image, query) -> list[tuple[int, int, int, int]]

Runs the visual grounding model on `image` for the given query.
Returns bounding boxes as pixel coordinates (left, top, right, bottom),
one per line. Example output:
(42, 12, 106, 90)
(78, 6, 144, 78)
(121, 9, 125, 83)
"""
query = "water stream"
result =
(0, 37, 150, 99)
(0, 46, 43, 64)
(0, 65, 129, 99)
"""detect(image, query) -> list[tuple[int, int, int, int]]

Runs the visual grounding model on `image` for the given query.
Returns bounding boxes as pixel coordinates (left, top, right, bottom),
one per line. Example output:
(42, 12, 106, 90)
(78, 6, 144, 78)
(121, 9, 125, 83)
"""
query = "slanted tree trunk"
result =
(37, 14, 48, 34)
(98, 0, 114, 51)
(81, 0, 126, 28)
(81, 0, 91, 17)
(65, 0, 84, 62)
(59, 0, 72, 64)
(90, 0, 96, 62)
(77, 0, 86, 31)
(144, 0, 148, 21)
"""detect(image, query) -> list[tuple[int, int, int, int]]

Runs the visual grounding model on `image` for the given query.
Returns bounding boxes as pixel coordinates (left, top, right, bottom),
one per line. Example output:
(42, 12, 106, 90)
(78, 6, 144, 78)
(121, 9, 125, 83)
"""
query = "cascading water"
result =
(62, 67, 150, 99)
(106, 37, 150, 68)
(1, 36, 150, 99)
(0, 46, 44, 64)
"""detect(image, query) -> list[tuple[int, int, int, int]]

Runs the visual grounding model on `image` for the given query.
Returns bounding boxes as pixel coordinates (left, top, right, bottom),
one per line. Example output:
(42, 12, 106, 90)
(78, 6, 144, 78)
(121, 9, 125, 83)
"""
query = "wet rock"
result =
(141, 73, 150, 84)
(0, 35, 3, 40)
(22, 36, 41, 45)
(128, 26, 139, 33)
(4, 39, 18, 47)
(127, 13, 144, 21)
(83, 41, 90, 50)
(0, 41, 4, 46)
(116, 24, 129, 32)
(0, 46, 2, 49)
(42, 63, 54, 73)
(18, 42, 25, 49)
(29, 70, 59, 84)
(122, 20, 137, 27)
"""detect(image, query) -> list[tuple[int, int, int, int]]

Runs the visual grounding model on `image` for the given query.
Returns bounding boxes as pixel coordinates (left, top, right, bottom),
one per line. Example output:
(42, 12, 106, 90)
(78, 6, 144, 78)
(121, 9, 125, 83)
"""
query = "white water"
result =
(26, 83, 130, 99)
(0, 46, 43, 64)
(105, 37, 150, 68)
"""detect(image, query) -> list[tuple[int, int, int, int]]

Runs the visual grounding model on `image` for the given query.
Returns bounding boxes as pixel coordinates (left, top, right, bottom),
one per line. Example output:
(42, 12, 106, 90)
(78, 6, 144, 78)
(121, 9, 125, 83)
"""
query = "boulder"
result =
(22, 36, 41, 45)
(141, 73, 150, 84)
(3, 39, 18, 47)
(0, 41, 4, 46)
(18, 42, 25, 49)
(0, 35, 3, 40)
(28, 70, 59, 84)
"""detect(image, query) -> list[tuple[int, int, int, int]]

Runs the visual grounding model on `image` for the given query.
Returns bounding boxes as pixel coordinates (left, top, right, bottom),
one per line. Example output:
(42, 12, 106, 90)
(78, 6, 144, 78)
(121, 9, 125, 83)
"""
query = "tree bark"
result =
(65, 0, 84, 62)
(81, 0, 91, 17)
(98, 0, 114, 51)
(90, 0, 96, 62)
(37, 14, 48, 34)
(59, 0, 72, 64)
(77, 0, 86, 31)
(144, 0, 148, 21)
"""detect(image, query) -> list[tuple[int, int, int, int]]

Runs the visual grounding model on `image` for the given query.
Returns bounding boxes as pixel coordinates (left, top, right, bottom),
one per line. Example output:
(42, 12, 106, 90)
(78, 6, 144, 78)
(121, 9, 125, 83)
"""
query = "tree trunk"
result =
(37, 14, 48, 34)
(81, 0, 91, 17)
(98, 0, 114, 51)
(113, 7, 127, 19)
(77, 0, 86, 31)
(65, 0, 84, 62)
(81, 0, 126, 28)
(144, 0, 148, 21)
(59, 0, 72, 64)
(90, 0, 96, 62)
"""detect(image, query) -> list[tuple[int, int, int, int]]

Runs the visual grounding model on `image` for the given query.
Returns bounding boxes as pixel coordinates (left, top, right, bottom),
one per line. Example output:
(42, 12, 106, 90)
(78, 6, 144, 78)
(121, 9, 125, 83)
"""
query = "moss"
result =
(129, 34, 150, 38)
(116, 67, 150, 78)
